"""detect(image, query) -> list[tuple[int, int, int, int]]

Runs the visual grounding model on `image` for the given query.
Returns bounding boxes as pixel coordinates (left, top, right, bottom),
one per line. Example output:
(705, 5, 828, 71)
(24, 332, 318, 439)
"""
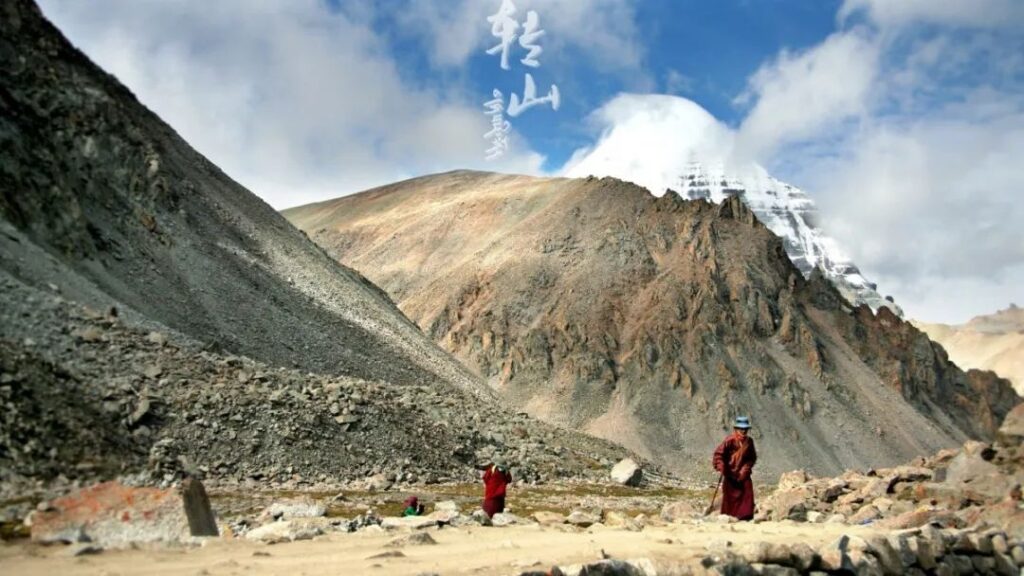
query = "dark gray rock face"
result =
(0, 0, 646, 491)
(0, 0, 480, 393)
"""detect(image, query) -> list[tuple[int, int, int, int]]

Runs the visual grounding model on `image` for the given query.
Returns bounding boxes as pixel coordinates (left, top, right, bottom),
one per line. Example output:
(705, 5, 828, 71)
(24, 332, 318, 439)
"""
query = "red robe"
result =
(712, 433, 757, 520)
(482, 465, 512, 517)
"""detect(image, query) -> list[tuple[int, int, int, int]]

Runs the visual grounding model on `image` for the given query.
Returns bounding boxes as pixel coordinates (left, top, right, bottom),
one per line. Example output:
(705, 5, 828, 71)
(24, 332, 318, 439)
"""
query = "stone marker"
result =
(182, 477, 219, 536)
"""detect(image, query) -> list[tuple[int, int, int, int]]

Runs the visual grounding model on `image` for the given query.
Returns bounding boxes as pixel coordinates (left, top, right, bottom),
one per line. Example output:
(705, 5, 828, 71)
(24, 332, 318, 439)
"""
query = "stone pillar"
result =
(181, 476, 219, 537)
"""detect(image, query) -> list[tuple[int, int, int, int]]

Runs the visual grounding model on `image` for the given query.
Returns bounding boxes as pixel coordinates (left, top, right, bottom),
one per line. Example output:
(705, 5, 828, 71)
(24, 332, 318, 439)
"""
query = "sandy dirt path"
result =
(0, 521, 879, 575)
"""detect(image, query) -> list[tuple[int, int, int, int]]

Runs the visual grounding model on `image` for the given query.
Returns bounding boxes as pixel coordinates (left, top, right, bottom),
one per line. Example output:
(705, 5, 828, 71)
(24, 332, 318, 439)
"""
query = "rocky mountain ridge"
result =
(913, 304, 1024, 394)
(564, 95, 899, 316)
(284, 169, 1019, 478)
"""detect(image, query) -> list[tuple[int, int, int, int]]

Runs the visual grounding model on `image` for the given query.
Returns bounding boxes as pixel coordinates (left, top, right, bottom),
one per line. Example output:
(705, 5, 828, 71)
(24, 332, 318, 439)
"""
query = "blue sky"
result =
(347, 0, 846, 171)
(34, 0, 1024, 322)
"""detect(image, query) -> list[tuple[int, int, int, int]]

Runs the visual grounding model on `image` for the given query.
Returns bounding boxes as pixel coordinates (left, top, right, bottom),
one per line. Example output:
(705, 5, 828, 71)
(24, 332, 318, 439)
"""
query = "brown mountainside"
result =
(914, 305, 1024, 395)
(285, 170, 1019, 478)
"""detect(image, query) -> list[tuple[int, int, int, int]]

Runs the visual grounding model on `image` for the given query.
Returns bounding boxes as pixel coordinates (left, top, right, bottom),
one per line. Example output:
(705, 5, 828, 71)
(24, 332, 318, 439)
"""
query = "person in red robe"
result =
(477, 461, 512, 517)
(712, 416, 757, 520)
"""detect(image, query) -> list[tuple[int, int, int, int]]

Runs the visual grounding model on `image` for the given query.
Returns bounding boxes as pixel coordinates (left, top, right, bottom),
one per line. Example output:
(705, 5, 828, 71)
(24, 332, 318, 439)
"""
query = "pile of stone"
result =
(700, 526, 1024, 575)
(514, 525, 1024, 575)
(757, 404, 1024, 536)
(0, 282, 657, 505)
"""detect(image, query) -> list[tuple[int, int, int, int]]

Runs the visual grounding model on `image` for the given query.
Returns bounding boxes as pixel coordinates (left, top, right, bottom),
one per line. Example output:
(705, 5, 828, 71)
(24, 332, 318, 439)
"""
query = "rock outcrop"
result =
(759, 407, 1024, 534)
(914, 304, 1024, 394)
(284, 170, 1019, 477)
(29, 479, 217, 547)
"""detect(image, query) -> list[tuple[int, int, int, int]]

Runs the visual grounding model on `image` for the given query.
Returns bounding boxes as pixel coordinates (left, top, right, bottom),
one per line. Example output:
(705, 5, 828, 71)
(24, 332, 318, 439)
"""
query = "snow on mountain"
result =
(565, 94, 901, 315)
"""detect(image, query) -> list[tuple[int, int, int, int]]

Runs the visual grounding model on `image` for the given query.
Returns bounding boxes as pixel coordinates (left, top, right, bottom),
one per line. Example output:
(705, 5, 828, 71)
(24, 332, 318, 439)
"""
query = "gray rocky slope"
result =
(0, 0, 640, 491)
(0, 0, 479, 393)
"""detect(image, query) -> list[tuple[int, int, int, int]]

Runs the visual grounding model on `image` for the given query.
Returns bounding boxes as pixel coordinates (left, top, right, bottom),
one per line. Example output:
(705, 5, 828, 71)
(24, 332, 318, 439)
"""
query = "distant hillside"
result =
(284, 170, 1019, 478)
(914, 305, 1024, 394)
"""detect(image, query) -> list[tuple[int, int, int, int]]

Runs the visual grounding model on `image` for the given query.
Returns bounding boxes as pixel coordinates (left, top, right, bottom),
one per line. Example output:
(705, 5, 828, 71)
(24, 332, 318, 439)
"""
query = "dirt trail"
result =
(0, 521, 878, 576)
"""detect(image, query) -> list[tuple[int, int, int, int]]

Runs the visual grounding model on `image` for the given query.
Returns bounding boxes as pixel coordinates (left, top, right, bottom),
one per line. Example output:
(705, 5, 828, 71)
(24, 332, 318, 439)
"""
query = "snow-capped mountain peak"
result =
(565, 94, 900, 315)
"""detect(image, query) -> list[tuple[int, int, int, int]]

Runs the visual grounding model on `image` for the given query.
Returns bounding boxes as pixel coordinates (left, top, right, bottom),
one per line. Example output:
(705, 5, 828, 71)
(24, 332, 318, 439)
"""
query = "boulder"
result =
(777, 470, 809, 491)
(610, 459, 643, 487)
(246, 520, 322, 544)
(469, 510, 493, 526)
(820, 479, 847, 503)
(860, 477, 892, 500)
(997, 404, 1024, 446)
(532, 511, 567, 525)
(659, 500, 698, 523)
(876, 507, 960, 530)
(864, 535, 902, 575)
(849, 505, 881, 525)
(426, 509, 460, 525)
(946, 452, 1000, 485)
(567, 509, 602, 527)
(764, 487, 812, 521)
(736, 542, 799, 566)
(258, 497, 326, 521)
(30, 479, 218, 547)
(564, 559, 647, 575)
(386, 531, 437, 547)
(491, 513, 523, 527)
(889, 466, 934, 484)
(433, 500, 460, 513)
(380, 516, 438, 530)
(603, 511, 641, 531)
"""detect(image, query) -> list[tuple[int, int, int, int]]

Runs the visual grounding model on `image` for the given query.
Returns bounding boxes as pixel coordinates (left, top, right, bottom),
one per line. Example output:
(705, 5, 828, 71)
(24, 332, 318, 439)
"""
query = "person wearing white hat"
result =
(711, 416, 757, 520)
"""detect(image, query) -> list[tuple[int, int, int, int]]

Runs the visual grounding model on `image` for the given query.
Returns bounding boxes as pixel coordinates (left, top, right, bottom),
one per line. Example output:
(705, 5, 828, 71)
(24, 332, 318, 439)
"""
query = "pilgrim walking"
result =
(712, 416, 757, 520)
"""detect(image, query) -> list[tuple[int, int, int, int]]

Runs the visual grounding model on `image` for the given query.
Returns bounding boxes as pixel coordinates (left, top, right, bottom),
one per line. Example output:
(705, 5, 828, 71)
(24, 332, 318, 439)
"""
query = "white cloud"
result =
(815, 114, 1024, 282)
(399, 0, 645, 73)
(563, 94, 736, 195)
(734, 29, 880, 162)
(566, 3, 1024, 324)
(839, 0, 1024, 29)
(663, 69, 695, 95)
(37, 0, 545, 209)
(742, 1, 1024, 323)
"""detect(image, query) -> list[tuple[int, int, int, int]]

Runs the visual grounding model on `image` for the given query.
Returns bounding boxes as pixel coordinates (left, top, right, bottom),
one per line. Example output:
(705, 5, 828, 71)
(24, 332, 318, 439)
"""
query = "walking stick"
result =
(704, 474, 723, 516)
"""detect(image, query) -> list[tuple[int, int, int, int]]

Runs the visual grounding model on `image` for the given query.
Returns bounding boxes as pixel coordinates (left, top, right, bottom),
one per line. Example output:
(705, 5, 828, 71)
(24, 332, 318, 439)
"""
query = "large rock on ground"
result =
(258, 497, 327, 521)
(30, 479, 218, 547)
(997, 404, 1024, 446)
(491, 513, 524, 527)
(245, 520, 323, 544)
(380, 516, 439, 530)
(532, 511, 567, 525)
(566, 509, 603, 528)
(777, 470, 810, 491)
(762, 486, 813, 521)
(610, 459, 643, 487)
(660, 500, 699, 523)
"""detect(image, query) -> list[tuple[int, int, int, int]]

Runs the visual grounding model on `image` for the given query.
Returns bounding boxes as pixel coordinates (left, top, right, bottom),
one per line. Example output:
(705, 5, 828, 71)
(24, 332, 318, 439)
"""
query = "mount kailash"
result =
(565, 94, 899, 315)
